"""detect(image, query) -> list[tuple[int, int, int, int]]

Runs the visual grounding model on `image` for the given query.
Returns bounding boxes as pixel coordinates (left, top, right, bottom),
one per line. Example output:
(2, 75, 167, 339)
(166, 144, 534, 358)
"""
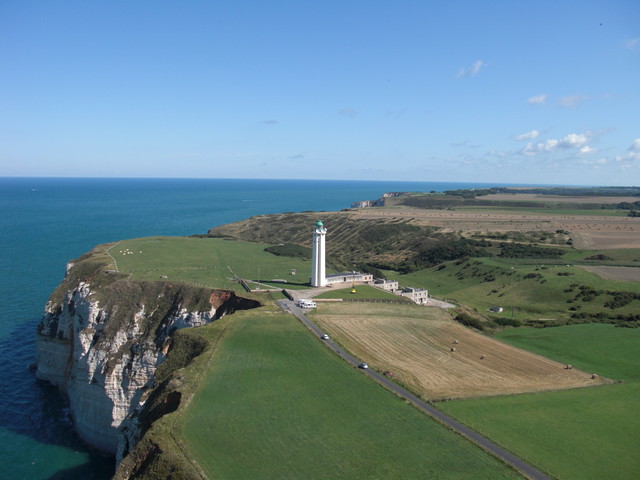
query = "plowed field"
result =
(313, 303, 609, 399)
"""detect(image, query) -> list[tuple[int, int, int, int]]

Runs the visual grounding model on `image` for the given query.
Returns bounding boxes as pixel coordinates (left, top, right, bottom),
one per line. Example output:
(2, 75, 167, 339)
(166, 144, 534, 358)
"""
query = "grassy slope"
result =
(438, 324, 640, 480)
(110, 236, 313, 290)
(387, 258, 640, 321)
(180, 307, 521, 480)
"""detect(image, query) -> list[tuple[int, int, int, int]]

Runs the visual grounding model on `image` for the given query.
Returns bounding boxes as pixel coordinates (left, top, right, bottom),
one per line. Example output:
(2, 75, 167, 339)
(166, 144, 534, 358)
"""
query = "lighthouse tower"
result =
(310, 220, 327, 287)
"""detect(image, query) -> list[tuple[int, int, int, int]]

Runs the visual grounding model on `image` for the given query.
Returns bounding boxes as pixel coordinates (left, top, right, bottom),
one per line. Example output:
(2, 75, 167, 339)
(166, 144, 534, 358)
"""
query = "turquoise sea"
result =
(0, 177, 535, 478)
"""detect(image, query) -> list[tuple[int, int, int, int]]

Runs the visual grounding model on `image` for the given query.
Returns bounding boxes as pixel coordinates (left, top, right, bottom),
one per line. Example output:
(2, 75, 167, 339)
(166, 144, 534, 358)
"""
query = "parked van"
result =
(295, 299, 317, 309)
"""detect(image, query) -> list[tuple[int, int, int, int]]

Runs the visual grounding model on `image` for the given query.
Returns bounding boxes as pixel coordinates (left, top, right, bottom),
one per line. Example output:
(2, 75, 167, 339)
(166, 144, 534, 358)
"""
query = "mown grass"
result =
(315, 284, 409, 301)
(180, 307, 521, 480)
(495, 323, 640, 382)
(438, 323, 640, 480)
(439, 384, 640, 480)
(109, 236, 313, 290)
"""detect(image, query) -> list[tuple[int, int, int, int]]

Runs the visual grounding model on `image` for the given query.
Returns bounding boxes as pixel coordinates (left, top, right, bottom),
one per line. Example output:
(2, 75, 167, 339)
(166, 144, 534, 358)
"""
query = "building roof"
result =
(326, 272, 368, 278)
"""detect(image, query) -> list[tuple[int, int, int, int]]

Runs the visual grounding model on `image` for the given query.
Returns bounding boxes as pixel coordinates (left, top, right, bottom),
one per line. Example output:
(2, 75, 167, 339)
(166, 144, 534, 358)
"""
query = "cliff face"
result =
(35, 264, 259, 456)
(350, 192, 404, 208)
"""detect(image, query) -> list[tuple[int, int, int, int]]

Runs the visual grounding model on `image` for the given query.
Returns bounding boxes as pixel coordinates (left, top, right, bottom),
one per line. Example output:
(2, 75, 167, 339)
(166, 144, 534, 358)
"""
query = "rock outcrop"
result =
(35, 258, 259, 458)
(350, 192, 404, 208)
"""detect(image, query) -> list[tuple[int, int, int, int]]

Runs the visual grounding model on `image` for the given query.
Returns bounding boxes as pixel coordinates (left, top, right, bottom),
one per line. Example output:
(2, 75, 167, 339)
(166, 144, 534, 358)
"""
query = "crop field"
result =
(107, 236, 312, 290)
(351, 206, 639, 249)
(438, 323, 640, 480)
(480, 193, 640, 204)
(580, 265, 640, 281)
(310, 303, 604, 399)
(456, 206, 628, 216)
(179, 307, 521, 480)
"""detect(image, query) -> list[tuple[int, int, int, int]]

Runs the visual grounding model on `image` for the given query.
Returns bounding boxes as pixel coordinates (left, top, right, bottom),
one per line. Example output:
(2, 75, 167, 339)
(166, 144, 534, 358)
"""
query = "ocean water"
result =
(0, 177, 529, 478)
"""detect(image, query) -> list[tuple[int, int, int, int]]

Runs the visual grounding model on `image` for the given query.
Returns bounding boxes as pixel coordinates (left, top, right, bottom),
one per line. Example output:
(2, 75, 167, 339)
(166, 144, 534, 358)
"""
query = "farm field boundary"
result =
(179, 303, 522, 480)
(438, 323, 640, 480)
(310, 302, 605, 400)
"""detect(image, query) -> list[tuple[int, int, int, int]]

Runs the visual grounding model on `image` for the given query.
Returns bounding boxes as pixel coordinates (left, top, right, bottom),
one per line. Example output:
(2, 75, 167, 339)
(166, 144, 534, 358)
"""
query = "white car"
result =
(358, 363, 369, 369)
(320, 333, 329, 340)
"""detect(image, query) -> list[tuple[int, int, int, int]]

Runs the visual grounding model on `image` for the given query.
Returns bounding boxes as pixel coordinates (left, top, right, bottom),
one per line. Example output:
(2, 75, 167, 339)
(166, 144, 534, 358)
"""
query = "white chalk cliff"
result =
(35, 265, 253, 457)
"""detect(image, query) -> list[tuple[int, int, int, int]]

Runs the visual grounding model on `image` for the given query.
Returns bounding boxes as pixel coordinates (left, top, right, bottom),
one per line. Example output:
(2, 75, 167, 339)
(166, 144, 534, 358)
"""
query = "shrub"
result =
(499, 243, 564, 259)
(492, 317, 522, 327)
(585, 254, 613, 261)
(454, 312, 485, 331)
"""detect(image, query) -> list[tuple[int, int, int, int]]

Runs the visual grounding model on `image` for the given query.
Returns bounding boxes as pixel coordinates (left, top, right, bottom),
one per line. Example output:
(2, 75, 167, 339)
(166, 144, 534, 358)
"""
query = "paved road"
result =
(278, 299, 551, 480)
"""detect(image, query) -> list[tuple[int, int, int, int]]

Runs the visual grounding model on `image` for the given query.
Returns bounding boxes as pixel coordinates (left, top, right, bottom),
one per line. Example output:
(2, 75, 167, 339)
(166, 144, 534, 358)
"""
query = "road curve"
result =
(278, 299, 551, 480)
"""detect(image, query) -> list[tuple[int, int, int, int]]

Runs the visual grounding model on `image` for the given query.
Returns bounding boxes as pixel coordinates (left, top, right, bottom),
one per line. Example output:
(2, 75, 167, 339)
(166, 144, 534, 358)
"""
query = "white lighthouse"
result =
(310, 220, 327, 287)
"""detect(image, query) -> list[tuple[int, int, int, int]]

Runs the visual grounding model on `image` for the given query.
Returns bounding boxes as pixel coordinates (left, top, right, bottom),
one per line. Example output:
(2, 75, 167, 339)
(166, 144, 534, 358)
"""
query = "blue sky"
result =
(1, 1, 638, 185)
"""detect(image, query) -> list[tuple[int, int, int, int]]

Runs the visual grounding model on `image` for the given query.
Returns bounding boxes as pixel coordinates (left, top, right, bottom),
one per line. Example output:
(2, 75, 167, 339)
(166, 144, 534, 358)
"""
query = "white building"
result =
(310, 220, 327, 287)
(399, 287, 429, 305)
(374, 279, 399, 292)
(325, 272, 373, 286)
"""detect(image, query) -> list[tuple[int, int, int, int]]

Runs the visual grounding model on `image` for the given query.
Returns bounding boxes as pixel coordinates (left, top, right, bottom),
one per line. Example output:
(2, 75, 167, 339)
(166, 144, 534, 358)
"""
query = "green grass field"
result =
(386, 258, 640, 322)
(180, 308, 521, 480)
(315, 284, 409, 301)
(438, 323, 640, 480)
(496, 323, 640, 381)
(108, 236, 313, 290)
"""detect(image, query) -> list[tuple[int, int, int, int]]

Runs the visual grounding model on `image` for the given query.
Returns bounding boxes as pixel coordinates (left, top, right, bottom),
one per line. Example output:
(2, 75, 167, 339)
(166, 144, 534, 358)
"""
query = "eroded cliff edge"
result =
(34, 244, 259, 461)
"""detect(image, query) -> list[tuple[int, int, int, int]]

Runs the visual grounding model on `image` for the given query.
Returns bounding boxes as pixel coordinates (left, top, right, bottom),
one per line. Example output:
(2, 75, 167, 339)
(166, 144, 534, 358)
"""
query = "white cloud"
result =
(558, 94, 587, 109)
(456, 60, 486, 78)
(558, 133, 588, 148)
(521, 132, 591, 155)
(514, 130, 540, 141)
(626, 38, 640, 50)
(581, 158, 607, 168)
(579, 145, 595, 155)
(603, 139, 640, 170)
(527, 94, 547, 105)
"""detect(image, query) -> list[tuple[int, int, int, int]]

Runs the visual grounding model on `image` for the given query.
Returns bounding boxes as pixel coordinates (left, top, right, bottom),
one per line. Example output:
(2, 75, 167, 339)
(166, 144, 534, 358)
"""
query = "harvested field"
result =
(312, 303, 609, 400)
(481, 193, 640, 204)
(579, 265, 640, 282)
(350, 208, 638, 249)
